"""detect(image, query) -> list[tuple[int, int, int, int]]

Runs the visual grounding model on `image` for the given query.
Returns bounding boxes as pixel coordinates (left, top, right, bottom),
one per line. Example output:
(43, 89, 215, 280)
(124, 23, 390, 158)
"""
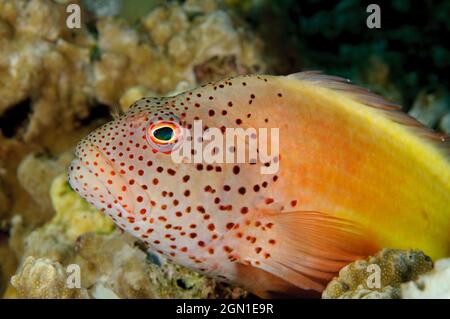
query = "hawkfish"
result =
(68, 72, 450, 297)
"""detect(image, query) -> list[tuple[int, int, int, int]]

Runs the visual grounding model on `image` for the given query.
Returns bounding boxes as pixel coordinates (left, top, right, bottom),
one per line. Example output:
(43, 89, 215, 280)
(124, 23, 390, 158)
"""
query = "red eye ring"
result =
(149, 122, 178, 145)
(146, 120, 183, 153)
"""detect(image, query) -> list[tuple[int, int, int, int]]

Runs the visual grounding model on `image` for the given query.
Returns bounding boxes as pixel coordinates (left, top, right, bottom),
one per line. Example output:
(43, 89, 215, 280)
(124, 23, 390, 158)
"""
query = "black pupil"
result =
(154, 126, 174, 141)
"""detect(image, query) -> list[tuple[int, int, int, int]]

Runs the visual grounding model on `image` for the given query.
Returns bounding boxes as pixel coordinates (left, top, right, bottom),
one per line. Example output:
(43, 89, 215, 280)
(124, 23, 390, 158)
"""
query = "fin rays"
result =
(288, 71, 450, 159)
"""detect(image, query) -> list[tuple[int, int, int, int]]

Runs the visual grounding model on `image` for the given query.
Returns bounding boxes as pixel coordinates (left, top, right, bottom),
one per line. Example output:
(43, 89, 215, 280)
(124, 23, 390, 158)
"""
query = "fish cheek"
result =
(69, 160, 124, 225)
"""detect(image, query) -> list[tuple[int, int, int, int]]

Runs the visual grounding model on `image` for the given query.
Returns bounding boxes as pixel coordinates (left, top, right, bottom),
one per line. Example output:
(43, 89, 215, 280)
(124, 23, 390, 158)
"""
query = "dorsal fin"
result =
(287, 71, 450, 160)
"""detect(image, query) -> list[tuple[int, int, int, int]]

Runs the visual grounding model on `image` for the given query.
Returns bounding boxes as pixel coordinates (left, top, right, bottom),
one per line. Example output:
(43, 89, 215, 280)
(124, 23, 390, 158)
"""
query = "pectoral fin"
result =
(233, 210, 379, 294)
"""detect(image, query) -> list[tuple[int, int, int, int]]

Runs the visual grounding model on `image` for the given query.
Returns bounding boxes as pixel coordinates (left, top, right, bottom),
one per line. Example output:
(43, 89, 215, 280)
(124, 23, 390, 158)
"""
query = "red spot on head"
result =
(223, 246, 232, 253)
(226, 223, 235, 230)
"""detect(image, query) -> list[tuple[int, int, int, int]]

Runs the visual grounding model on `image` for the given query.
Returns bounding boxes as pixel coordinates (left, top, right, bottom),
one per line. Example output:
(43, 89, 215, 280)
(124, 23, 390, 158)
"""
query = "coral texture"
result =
(401, 258, 450, 299)
(322, 249, 433, 299)
(0, 0, 265, 297)
(0, 0, 266, 222)
(11, 256, 89, 299)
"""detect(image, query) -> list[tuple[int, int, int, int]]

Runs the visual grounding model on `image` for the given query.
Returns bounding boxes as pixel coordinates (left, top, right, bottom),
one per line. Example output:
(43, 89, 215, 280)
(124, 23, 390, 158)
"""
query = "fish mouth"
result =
(68, 142, 150, 222)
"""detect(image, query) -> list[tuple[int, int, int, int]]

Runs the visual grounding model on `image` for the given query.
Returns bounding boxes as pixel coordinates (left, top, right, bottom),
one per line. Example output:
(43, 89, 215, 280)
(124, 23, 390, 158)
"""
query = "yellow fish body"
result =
(69, 72, 450, 297)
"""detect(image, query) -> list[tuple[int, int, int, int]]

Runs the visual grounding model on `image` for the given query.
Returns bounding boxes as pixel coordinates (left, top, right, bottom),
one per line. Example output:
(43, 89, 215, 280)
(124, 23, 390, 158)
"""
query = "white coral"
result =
(402, 258, 450, 299)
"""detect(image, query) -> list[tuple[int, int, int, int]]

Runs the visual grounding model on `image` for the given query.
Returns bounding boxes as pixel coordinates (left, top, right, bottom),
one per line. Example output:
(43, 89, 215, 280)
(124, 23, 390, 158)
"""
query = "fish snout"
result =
(69, 142, 152, 223)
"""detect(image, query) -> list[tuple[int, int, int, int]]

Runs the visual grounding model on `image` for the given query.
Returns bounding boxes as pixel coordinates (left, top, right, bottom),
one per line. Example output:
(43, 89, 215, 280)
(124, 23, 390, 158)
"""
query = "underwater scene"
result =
(0, 0, 449, 301)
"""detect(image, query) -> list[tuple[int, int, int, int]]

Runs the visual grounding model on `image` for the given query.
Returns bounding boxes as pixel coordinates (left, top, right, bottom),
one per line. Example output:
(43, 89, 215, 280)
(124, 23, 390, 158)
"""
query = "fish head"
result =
(68, 97, 191, 228)
(68, 87, 280, 257)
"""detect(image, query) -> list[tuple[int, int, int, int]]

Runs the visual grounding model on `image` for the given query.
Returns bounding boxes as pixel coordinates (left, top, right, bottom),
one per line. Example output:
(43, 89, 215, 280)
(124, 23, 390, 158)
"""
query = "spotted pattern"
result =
(68, 74, 299, 282)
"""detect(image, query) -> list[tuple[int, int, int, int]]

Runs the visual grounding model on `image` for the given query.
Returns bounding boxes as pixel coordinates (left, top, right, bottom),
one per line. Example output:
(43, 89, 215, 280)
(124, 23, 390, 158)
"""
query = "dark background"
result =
(235, 0, 449, 109)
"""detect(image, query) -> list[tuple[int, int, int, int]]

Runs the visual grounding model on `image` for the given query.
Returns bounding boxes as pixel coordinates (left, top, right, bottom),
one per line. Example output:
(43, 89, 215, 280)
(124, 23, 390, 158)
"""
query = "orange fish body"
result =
(69, 72, 450, 297)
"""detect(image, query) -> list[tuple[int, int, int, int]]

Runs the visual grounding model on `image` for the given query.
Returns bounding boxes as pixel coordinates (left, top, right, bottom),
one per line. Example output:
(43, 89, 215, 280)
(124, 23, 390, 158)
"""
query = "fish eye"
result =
(147, 120, 182, 153)
(151, 125, 176, 144)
